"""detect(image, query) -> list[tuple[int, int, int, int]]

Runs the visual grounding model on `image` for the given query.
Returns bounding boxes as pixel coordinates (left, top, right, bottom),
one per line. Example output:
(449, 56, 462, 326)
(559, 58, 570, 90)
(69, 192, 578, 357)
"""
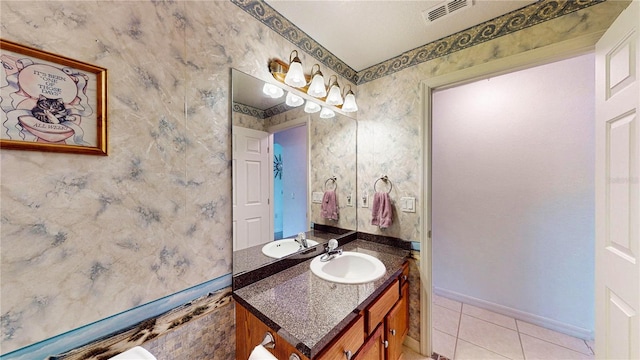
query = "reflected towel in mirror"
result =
(371, 192, 392, 229)
(321, 190, 339, 220)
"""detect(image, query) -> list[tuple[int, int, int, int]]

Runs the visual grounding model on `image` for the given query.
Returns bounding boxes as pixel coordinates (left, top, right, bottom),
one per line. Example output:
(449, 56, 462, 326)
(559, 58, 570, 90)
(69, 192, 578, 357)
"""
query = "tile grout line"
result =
(585, 339, 595, 355)
(453, 303, 463, 359)
(515, 318, 527, 360)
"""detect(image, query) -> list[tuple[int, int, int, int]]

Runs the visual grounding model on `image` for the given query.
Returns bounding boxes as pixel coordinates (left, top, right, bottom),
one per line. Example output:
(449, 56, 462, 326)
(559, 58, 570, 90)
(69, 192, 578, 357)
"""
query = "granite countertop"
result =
(233, 229, 351, 275)
(233, 239, 410, 358)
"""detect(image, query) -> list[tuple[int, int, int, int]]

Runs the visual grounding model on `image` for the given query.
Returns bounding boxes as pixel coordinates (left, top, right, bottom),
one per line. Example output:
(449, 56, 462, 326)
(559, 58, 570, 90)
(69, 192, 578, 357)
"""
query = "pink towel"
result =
(371, 192, 392, 229)
(321, 190, 339, 220)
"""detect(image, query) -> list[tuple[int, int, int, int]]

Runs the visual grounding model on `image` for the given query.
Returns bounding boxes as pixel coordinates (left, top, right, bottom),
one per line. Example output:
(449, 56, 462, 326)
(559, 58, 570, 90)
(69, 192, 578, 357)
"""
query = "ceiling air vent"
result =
(423, 0, 474, 24)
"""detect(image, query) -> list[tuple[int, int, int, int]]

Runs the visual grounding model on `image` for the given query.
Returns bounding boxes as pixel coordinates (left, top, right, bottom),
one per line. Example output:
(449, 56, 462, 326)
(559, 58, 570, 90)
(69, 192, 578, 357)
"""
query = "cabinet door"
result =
(236, 303, 309, 360)
(354, 324, 385, 360)
(385, 282, 409, 360)
(236, 303, 276, 360)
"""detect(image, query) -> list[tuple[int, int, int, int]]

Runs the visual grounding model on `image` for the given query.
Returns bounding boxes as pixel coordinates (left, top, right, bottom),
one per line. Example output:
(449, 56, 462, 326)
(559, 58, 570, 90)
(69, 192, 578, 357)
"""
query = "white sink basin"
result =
(310, 251, 386, 284)
(261, 238, 319, 259)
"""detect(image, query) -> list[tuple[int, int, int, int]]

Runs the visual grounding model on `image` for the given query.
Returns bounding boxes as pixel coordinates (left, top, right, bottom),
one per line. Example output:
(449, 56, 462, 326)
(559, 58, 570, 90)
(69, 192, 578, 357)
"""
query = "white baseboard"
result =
(404, 336, 421, 354)
(433, 287, 594, 340)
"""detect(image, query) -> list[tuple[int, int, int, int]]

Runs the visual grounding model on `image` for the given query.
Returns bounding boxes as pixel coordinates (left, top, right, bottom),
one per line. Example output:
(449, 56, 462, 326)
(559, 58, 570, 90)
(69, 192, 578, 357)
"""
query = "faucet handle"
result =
(328, 239, 338, 251)
(297, 232, 306, 239)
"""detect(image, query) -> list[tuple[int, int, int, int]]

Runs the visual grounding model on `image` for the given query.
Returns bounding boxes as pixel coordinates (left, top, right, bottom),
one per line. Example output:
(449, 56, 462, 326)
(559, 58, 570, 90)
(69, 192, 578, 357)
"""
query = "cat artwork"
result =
(31, 95, 70, 124)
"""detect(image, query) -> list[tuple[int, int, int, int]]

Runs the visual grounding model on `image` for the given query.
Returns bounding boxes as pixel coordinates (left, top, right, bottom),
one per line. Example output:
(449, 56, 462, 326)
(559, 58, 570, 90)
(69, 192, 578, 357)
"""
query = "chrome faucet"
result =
(320, 239, 342, 262)
(295, 232, 308, 248)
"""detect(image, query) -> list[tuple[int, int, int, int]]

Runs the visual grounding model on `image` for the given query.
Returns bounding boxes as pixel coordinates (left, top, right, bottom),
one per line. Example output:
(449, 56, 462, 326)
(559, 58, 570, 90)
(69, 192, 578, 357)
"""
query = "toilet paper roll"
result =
(248, 344, 278, 360)
(108, 346, 157, 360)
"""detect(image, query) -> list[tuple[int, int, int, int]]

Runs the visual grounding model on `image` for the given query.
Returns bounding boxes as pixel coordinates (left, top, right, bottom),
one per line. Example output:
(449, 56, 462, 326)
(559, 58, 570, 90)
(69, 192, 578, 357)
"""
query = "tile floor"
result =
(402, 294, 595, 360)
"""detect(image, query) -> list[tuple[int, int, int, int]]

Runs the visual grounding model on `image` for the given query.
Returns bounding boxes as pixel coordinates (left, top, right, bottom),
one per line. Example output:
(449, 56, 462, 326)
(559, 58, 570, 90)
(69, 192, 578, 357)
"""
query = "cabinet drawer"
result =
(400, 262, 409, 286)
(317, 315, 365, 360)
(366, 279, 399, 334)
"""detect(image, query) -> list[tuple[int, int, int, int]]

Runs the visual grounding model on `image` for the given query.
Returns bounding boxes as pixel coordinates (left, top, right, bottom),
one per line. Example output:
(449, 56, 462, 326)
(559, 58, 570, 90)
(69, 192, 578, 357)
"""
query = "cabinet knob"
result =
(402, 275, 408, 281)
(344, 350, 352, 360)
(383, 340, 389, 349)
(390, 329, 396, 336)
(289, 354, 301, 360)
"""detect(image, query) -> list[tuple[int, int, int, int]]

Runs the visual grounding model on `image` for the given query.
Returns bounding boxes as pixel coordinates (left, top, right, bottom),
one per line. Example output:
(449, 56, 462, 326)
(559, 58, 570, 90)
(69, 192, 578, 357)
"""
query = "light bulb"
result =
(342, 91, 358, 112)
(307, 73, 327, 98)
(285, 91, 304, 107)
(304, 100, 321, 113)
(320, 107, 335, 118)
(326, 84, 343, 106)
(284, 51, 306, 88)
(262, 83, 284, 98)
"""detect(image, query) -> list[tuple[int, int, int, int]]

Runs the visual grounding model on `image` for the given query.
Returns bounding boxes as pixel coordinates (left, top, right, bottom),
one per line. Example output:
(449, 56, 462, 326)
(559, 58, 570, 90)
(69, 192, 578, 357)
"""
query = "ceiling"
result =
(265, 0, 537, 71)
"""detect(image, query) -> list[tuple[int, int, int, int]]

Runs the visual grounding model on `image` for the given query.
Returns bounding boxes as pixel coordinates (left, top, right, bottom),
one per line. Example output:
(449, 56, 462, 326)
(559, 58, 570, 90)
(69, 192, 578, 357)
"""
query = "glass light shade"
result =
(262, 83, 284, 98)
(285, 91, 304, 107)
(304, 100, 321, 113)
(320, 107, 335, 119)
(284, 60, 306, 88)
(342, 92, 358, 112)
(326, 84, 344, 105)
(307, 73, 327, 98)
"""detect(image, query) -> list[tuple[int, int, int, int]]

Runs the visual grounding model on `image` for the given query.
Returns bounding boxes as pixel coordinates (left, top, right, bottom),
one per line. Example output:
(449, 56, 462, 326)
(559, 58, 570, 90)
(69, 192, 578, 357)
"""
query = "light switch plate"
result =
(312, 192, 324, 203)
(401, 197, 416, 212)
(361, 194, 369, 208)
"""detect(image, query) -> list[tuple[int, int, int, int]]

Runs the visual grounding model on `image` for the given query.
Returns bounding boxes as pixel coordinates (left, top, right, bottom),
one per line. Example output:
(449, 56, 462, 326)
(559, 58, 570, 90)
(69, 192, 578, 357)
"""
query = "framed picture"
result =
(0, 39, 107, 155)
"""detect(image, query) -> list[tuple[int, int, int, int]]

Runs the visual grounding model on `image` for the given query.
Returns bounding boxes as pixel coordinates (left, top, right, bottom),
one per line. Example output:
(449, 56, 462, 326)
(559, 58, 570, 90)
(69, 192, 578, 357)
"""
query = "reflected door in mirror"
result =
(233, 126, 273, 250)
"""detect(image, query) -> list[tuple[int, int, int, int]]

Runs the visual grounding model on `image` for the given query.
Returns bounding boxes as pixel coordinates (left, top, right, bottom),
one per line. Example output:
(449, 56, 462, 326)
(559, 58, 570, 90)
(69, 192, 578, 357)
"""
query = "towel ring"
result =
(373, 175, 393, 194)
(324, 176, 337, 191)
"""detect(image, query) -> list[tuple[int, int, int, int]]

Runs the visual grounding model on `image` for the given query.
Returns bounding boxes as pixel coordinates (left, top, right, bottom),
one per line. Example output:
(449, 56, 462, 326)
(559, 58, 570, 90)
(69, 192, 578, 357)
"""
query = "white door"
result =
(232, 126, 272, 251)
(595, 2, 639, 359)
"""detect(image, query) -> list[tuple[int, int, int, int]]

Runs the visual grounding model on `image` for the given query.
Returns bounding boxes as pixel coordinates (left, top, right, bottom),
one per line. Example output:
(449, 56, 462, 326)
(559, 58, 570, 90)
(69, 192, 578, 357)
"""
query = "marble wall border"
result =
(231, 0, 605, 85)
(0, 274, 232, 360)
(232, 101, 297, 119)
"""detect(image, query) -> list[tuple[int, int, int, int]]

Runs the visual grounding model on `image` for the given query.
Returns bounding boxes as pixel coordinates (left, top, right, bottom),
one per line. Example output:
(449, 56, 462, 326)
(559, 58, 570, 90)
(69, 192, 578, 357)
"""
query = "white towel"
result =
(108, 346, 157, 360)
(248, 344, 278, 360)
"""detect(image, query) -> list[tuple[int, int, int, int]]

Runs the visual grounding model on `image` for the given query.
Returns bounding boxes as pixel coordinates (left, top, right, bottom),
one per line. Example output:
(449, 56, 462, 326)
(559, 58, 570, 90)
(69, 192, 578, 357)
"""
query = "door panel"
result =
(232, 126, 271, 251)
(595, 2, 639, 358)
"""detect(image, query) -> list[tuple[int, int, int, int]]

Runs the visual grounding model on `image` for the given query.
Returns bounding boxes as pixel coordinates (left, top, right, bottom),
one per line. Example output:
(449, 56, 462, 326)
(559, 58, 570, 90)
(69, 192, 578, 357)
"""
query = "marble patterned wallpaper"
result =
(0, 0, 353, 354)
(0, 0, 630, 356)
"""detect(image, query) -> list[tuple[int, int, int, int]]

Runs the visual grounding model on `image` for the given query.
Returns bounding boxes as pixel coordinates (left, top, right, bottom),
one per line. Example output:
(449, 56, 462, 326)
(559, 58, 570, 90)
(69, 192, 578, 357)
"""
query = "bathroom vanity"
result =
(234, 240, 410, 360)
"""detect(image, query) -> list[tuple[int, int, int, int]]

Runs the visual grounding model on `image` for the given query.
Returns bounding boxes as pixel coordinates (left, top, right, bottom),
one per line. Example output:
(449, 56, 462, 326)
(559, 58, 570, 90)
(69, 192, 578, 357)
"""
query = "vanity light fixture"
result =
(304, 100, 321, 113)
(341, 85, 358, 112)
(283, 50, 306, 88)
(262, 83, 284, 99)
(268, 52, 358, 115)
(325, 75, 344, 106)
(285, 91, 304, 107)
(320, 106, 335, 119)
(307, 64, 327, 98)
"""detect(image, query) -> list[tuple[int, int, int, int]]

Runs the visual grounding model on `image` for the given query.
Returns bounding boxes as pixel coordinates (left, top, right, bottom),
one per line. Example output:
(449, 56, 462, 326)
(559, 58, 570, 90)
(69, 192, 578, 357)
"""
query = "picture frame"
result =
(0, 39, 108, 155)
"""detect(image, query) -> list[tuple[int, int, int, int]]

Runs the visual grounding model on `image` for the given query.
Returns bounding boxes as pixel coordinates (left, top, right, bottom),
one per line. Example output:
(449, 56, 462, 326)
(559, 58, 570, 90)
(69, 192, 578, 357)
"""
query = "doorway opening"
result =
(271, 121, 309, 240)
(428, 53, 595, 359)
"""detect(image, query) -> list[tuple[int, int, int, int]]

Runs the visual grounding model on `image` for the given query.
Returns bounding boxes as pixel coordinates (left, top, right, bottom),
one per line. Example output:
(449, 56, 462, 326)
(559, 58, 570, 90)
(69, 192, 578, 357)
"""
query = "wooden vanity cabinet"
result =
(236, 303, 310, 360)
(358, 261, 410, 360)
(354, 324, 385, 360)
(236, 261, 409, 360)
(384, 282, 409, 360)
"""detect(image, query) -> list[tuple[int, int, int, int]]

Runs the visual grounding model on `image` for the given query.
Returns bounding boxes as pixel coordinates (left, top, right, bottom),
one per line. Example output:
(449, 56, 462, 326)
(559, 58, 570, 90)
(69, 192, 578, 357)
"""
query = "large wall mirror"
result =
(231, 69, 357, 276)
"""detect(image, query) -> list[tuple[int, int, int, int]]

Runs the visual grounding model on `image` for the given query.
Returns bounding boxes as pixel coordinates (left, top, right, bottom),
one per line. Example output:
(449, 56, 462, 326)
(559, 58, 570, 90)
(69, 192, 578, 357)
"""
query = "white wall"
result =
(432, 53, 595, 333)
